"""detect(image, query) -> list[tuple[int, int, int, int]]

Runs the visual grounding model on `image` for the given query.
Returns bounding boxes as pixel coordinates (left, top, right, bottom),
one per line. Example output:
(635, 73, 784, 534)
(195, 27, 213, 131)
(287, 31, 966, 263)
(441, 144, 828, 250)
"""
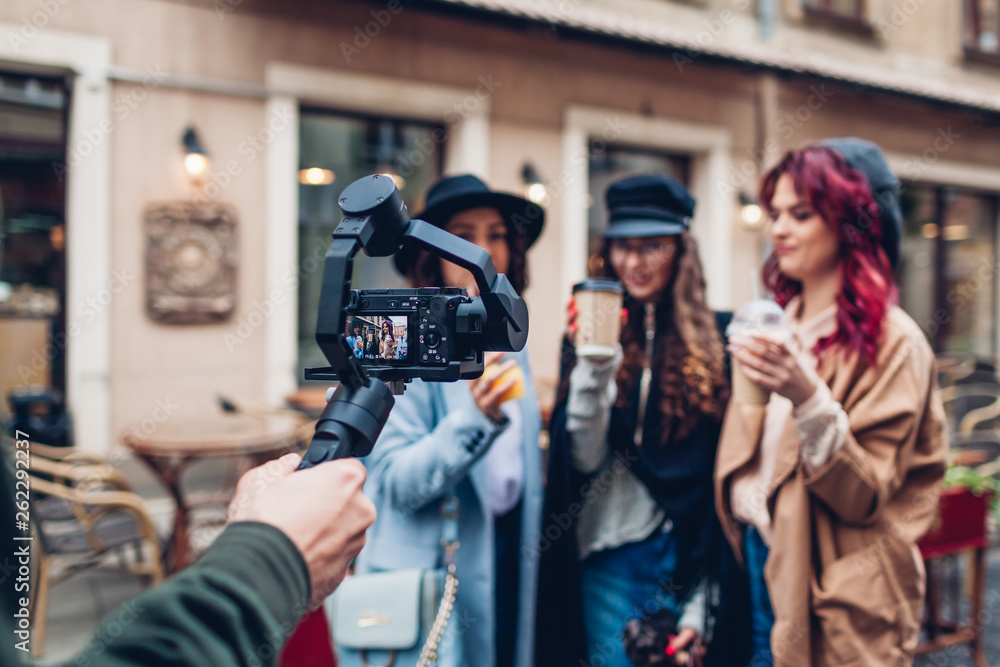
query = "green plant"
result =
(944, 465, 1000, 514)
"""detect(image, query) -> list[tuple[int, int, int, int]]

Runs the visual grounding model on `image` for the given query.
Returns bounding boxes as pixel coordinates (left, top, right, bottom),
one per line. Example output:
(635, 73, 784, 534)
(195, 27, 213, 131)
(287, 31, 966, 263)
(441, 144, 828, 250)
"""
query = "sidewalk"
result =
(915, 546, 1000, 667)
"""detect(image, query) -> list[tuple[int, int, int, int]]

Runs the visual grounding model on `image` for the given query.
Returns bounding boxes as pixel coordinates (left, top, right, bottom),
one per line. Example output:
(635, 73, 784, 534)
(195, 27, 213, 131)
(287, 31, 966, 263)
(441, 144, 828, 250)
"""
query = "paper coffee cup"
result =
(573, 279, 624, 358)
(726, 299, 788, 405)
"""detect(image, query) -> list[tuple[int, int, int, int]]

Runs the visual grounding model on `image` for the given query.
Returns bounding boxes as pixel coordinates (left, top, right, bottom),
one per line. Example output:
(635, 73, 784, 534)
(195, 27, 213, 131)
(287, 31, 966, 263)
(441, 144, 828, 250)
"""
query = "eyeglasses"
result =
(609, 238, 676, 260)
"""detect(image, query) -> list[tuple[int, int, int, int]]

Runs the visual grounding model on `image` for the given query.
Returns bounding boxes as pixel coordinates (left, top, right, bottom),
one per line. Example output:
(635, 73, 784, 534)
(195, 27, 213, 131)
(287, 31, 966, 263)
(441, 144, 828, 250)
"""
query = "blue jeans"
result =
(744, 526, 774, 667)
(581, 529, 680, 667)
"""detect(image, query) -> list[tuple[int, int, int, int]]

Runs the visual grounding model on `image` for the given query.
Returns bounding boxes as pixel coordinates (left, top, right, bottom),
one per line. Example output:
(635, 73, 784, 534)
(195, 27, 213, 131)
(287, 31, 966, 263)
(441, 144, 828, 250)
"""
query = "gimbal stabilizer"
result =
(297, 174, 529, 470)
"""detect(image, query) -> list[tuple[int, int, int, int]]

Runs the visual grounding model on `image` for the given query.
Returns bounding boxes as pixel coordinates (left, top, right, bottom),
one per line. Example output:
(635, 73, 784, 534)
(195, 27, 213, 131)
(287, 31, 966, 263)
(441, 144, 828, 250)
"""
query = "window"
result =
(803, 0, 864, 20)
(801, 0, 872, 35)
(897, 183, 1000, 356)
(296, 110, 444, 377)
(0, 71, 69, 399)
(966, 0, 1000, 57)
(586, 143, 690, 272)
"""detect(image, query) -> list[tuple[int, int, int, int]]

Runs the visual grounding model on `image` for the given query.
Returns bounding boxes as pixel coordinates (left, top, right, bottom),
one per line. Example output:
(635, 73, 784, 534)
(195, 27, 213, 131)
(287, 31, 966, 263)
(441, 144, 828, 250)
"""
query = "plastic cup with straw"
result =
(726, 270, 789, 404)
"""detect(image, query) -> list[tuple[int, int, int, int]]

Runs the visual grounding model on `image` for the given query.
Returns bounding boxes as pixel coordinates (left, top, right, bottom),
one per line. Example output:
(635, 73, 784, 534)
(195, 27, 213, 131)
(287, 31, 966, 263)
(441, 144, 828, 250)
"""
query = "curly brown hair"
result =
(599, 231, 729, 445)
(406, 215, 530, 293)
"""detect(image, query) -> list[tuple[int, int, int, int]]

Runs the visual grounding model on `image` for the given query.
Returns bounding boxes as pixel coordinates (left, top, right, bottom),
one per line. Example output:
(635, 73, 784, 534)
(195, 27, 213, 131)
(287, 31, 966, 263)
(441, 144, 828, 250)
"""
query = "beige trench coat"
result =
(716, 307, 948, 666)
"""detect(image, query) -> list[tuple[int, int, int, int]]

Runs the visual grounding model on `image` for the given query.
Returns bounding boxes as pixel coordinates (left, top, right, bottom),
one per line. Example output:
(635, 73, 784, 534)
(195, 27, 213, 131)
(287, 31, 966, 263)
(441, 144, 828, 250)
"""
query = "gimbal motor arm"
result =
(298, 175, 529, 469)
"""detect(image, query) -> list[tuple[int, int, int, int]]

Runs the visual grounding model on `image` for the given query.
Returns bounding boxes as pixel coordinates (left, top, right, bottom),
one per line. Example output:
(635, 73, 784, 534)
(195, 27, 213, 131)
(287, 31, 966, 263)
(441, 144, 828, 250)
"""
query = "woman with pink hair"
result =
(715, 140, 947, 666)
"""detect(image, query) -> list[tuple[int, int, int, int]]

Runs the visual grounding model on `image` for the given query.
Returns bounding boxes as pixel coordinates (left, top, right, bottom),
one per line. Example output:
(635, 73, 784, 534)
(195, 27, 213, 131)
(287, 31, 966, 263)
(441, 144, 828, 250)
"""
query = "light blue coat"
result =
(354, 348, 542, 667)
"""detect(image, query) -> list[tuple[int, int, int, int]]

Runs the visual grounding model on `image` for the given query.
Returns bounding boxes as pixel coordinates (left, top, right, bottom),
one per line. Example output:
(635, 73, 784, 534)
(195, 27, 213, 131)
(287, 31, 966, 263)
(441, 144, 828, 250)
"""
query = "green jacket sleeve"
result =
(67, 522, 311, 667)
(0, 445, 310, 667)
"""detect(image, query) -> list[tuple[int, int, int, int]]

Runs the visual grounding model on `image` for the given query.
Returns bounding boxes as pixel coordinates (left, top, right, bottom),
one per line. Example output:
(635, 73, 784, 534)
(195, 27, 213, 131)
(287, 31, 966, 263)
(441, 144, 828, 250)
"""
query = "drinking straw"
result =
(750, 269, 761, 301)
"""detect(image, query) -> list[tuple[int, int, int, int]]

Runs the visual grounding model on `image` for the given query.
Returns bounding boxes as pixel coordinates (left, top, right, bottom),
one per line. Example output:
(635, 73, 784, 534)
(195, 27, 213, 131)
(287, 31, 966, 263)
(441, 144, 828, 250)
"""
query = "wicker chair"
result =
(939, 383, 1000, 435)
(27, 454, 163, 657)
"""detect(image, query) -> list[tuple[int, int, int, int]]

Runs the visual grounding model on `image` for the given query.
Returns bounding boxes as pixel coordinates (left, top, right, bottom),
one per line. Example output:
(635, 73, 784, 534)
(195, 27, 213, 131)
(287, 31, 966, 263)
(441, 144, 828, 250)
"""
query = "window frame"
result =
(801, 0, 875, 38)
(884, 151, 1000, 357)
(561, 106, 733, 311)
(263, 64, 492, 404)
(295, 107, 446, 378)
(897, 183, 1000, 355)
(964, 0, 1000, 67)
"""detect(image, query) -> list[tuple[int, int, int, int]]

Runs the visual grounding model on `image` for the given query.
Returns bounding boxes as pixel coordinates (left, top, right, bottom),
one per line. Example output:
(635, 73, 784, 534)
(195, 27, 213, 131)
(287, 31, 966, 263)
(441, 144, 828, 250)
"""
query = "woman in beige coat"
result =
(715, 140, 947, 667)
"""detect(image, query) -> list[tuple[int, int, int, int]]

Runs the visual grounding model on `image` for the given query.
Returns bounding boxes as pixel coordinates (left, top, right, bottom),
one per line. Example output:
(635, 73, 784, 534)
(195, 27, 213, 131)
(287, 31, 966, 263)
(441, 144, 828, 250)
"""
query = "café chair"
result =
(938, 383, 1000, 435)
(948, 432, 1000, 468)
(28, 439, 118, 466)
(30, 443, 133, 491)
(27, 458, 163, 657)
(936, 352, 977, 388)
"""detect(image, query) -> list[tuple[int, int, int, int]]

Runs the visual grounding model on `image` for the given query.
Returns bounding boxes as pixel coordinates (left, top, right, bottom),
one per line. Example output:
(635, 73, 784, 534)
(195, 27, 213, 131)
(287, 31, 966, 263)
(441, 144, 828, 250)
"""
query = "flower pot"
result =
(918, 486, 994, 559)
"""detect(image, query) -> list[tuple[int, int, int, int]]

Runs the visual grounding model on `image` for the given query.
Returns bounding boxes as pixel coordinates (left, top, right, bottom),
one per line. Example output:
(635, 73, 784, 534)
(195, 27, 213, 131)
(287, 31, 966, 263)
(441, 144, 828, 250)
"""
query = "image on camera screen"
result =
(346, 315, 410, 364)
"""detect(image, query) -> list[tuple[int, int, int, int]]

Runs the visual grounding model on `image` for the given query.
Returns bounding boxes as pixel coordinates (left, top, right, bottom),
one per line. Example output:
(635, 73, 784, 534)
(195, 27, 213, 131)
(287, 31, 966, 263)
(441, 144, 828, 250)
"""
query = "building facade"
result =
(1, 0, 999, 452)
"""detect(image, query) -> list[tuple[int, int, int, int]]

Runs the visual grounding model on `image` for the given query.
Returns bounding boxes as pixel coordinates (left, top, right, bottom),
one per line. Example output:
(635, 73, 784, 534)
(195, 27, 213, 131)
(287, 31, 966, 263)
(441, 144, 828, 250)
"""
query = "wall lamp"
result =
(739, 192, 764, 230)
(182, 127, 209, 181)
(521, 163, 548, 205)
(299, 168, 336, 186)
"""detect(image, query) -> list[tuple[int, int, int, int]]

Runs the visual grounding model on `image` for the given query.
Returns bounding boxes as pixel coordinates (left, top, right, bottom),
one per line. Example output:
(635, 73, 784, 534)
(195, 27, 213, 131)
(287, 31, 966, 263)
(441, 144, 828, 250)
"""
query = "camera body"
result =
(345, 287, 488, 382)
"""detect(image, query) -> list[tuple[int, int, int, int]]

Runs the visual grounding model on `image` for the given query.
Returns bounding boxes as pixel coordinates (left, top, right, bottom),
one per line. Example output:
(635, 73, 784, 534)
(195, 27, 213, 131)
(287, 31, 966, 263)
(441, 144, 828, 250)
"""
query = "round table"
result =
(285, 386, 330, 419)
(123, 413, 301, 573)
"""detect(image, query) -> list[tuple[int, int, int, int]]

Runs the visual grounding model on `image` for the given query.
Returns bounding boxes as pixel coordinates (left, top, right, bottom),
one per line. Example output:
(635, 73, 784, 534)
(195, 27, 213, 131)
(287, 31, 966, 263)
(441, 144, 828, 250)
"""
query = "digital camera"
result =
(298, 173, 529, 465)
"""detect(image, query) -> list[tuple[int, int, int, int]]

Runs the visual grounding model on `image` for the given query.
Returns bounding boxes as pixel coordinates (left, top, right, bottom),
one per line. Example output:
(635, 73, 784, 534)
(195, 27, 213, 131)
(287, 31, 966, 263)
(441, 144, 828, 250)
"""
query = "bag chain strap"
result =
(415, 496, 461, 666)
(416, 561, 458, 666)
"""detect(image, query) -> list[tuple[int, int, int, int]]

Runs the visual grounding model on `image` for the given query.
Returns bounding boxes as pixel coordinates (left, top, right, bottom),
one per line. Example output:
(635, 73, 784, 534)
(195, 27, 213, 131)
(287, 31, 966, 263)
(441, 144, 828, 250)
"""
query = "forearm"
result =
(374, 404, 509, 512)
(678, 578, 708, 633)
(75, 522, 309, 666)
(566, 351, 621, 473)
(801, 357, 935, 526)
(793, 381, 849, 475)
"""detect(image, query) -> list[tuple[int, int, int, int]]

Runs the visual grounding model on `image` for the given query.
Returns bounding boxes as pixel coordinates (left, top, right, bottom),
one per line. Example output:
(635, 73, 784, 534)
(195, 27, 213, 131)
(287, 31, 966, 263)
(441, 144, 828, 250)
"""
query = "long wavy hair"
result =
(407, 209, 530, 293)
(596, 231, 729, 445)
(760, 146, 897, 367)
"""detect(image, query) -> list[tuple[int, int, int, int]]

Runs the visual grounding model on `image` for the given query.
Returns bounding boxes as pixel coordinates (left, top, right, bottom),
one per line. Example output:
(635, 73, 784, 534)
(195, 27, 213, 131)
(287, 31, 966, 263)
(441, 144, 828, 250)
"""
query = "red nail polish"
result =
(665, 645, 676, 656)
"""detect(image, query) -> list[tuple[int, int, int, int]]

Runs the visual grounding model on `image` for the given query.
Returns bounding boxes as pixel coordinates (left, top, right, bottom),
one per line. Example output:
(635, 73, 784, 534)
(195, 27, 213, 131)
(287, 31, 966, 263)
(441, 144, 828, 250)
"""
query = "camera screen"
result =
(346, 315, 410, 365)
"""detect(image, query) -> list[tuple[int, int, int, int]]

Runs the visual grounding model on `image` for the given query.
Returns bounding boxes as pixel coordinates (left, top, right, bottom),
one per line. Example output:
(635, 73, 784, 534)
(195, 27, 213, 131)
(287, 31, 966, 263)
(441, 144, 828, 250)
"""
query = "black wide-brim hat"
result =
(393, 174, 545, 276)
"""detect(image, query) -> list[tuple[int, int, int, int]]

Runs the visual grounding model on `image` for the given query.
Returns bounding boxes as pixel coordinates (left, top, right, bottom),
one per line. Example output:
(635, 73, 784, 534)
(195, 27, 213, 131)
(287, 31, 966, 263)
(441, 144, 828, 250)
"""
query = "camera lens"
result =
(425, 330, 441, 348)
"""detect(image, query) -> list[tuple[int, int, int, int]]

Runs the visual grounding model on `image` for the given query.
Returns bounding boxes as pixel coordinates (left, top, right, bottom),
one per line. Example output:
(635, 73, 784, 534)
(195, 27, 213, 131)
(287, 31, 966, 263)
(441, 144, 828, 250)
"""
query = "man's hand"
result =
(228, 453, 376, 608)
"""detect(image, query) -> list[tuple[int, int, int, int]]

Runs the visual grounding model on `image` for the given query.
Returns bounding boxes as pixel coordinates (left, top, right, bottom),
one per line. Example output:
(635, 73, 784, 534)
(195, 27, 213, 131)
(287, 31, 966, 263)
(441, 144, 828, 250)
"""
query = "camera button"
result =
(426, 330, 441, 348)
(387, 300, 398, 308)
(361, 299, 370, 308)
